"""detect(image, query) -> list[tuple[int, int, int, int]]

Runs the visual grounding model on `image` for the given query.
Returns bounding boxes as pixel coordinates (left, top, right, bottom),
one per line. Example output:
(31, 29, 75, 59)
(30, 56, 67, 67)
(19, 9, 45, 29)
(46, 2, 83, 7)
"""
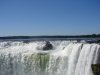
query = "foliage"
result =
(91, 64, 100, 75)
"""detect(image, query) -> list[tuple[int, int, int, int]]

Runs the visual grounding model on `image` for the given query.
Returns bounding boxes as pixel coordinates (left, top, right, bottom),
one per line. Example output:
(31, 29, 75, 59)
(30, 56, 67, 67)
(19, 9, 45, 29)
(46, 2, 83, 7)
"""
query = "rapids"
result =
(0, 40, 100, 75)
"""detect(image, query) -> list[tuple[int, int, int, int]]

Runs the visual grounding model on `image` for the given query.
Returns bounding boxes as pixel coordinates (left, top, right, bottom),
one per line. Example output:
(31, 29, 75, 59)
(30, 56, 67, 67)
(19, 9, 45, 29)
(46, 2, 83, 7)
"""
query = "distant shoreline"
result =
(0, 34, 100, 39)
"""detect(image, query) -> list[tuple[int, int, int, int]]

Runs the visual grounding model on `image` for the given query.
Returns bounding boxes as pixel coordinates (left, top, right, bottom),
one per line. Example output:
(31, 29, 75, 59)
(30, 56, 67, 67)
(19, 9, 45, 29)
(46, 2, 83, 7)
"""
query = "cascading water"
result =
(0, 40, 100, 75)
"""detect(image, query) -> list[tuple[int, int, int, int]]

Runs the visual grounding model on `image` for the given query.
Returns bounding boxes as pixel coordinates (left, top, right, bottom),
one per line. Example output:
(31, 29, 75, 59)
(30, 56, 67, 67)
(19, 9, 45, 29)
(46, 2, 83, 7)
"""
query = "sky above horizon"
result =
(0, 0, 100, 36)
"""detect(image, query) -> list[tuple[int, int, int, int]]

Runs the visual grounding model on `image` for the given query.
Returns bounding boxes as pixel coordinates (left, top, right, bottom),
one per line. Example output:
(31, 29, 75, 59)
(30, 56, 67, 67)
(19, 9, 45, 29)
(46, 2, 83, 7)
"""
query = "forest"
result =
(0, 34, 100, 39)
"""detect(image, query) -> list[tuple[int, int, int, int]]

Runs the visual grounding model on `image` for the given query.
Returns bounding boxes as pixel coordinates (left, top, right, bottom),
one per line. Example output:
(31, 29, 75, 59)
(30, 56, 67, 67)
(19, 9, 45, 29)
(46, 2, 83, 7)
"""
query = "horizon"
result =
(0, 0, 100, 36)
(0, 34, 100, 37)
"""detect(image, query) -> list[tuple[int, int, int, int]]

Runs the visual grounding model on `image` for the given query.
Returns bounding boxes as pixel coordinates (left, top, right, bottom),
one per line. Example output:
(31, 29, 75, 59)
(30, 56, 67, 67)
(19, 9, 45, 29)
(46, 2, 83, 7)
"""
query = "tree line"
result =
(0, 34, 100, 39)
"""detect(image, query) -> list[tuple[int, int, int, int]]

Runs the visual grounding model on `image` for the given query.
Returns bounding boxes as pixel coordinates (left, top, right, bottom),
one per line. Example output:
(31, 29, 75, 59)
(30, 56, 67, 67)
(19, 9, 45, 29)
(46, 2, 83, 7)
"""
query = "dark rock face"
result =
(86, 40, 100, 44)
(91, 64, 100, 75)
(43, 41, 53, 50)
(97, 40, 100, 43)
(86, 40, 96, 43)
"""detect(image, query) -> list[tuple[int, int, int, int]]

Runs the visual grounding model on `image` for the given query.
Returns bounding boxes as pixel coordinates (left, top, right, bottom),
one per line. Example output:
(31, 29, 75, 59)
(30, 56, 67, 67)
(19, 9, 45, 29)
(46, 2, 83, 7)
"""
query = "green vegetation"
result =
(91, 64, 100, 75)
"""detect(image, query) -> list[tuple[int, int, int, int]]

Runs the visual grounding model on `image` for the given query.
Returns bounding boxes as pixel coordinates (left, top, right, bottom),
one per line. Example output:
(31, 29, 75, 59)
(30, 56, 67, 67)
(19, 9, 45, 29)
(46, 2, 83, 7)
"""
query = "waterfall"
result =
(0, 40, 100, 75)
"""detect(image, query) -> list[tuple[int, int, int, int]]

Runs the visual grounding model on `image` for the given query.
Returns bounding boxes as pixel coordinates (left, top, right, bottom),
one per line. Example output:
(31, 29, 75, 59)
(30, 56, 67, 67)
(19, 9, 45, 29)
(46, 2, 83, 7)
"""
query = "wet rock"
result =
(62, 47, 65, 50)
(86, 40, 100, 44)
(43, 41, 53, 50)
(81, 44, 83, 49)
(86, 40, 96, 43)
(97, 40, 100, 43)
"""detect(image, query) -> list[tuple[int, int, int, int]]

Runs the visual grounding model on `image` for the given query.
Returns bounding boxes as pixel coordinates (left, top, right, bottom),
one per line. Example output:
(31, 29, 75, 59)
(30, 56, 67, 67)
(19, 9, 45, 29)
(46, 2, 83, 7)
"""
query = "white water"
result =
(0, 40, 100, 75)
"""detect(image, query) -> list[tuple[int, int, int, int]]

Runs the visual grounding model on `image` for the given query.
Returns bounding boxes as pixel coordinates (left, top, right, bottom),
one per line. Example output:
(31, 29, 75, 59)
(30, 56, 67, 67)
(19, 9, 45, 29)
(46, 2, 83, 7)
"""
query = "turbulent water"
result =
(0, 40, 100, 75)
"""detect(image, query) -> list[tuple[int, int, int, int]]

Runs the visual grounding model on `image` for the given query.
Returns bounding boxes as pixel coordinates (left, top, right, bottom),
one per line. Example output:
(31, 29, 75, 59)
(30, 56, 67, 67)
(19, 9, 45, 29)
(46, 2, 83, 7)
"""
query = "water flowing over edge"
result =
(0, 40, 100, 75)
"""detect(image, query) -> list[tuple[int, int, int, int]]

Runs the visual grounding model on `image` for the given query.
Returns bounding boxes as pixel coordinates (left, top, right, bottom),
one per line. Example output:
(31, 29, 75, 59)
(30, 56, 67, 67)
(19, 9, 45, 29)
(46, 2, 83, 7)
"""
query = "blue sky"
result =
(0, 0, 100, 36)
